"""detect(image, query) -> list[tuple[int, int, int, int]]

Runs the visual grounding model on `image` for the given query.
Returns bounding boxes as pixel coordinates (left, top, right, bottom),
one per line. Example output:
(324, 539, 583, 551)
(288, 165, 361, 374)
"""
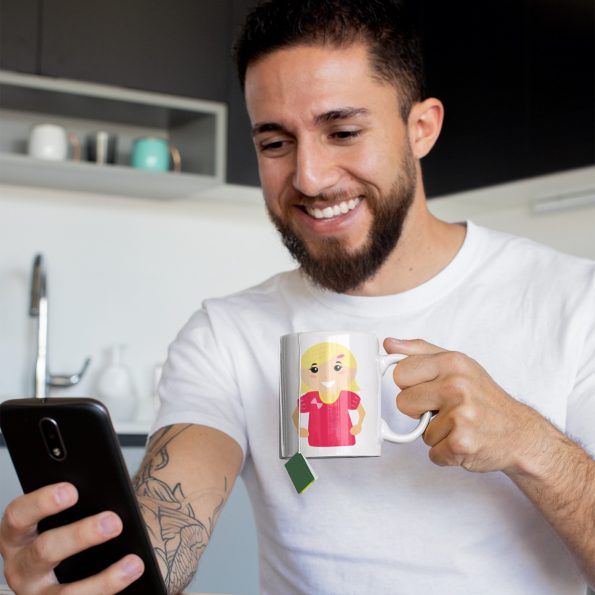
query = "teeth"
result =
(305, 197, 361, 220)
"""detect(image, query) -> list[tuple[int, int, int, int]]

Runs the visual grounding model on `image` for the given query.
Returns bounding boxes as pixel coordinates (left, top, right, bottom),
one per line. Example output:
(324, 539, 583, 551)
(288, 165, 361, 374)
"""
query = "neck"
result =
(347, 184, 466, 297)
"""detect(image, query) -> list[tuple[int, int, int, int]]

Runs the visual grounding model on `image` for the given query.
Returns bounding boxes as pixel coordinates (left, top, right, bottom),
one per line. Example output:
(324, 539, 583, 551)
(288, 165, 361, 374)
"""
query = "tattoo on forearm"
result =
(133, 425, 228, 594)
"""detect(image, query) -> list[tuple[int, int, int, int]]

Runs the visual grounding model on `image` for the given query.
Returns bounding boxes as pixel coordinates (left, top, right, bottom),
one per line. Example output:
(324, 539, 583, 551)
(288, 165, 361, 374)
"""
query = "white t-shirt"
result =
(153, 221, 595, 595)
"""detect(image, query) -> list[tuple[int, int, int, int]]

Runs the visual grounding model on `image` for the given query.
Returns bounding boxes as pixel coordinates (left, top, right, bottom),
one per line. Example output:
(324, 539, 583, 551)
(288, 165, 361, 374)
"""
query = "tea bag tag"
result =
(285, 452, 317, 494)
(284, 332, 317, 494)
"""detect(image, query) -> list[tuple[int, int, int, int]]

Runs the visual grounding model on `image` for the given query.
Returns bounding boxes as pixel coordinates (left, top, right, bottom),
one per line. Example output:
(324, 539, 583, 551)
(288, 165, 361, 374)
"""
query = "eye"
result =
(333, 363, 342, 371)
(331, 130, 361, 141)
(257, 137, 294, 156)
(309, 366, 318, 373)
(261, 140, 286, 151)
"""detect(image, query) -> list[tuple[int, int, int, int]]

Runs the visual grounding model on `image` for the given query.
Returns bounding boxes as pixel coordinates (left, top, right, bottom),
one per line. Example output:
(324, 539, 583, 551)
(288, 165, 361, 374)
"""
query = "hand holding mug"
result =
(384, 337, 544, 474)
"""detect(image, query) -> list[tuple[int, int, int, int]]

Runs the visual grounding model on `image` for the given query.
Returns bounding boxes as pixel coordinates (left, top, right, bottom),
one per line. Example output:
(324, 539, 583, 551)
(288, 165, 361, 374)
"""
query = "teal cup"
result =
(131, 137, 181, 172)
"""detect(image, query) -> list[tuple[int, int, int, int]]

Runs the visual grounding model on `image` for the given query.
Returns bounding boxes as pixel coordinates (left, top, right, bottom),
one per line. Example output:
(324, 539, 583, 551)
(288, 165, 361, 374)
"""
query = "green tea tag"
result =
(285, 452, 317, 494)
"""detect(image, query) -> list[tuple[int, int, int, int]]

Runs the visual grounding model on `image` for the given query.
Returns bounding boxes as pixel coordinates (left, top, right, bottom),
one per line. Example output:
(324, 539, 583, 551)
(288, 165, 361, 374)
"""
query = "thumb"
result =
(383, 337, 447, 356)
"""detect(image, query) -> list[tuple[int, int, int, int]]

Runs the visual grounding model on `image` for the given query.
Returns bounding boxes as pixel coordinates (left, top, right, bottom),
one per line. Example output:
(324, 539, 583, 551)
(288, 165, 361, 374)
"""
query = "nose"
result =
(292, 139, 341, 198)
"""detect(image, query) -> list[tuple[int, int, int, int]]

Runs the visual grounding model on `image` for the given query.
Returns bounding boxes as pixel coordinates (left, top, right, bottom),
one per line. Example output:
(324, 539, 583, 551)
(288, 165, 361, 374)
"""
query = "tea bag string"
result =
(297, 332, 302, 455)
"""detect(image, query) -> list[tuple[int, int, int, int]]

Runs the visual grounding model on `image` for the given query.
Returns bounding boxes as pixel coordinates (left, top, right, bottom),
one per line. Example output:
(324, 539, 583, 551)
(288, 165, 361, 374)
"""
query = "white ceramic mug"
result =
(28, 124, 81, 161)
(279, 331, 432, 458)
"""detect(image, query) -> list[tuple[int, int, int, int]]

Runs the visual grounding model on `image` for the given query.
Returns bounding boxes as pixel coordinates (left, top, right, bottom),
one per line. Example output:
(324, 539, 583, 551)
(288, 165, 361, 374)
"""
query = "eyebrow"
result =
(314, 107, 370, 125)
(251, 107, 370, 137)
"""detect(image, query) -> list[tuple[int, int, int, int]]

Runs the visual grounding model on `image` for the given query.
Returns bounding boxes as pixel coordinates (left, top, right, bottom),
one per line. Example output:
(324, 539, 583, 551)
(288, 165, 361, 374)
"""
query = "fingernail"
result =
(387, 337, 406, 345)
(54, 484, 75, 505)
(98, 513, 120, 536)
(122, 557, 143, 578)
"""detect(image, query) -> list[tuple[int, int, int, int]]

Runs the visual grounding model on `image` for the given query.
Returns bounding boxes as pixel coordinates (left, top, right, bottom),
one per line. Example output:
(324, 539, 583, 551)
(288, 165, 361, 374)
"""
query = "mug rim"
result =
(133, 136, 168, 144)
(281, 330, 377, 339)
(30, 123, 66, 133)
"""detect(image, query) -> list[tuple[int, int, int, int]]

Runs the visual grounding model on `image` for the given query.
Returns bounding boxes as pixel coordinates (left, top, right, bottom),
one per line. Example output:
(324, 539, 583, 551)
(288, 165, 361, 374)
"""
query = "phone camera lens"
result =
(39, 417, 67, 461)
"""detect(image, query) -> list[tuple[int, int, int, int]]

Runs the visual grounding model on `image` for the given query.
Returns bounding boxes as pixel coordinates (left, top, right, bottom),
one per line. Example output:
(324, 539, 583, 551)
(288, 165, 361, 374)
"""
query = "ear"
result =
(407, 98, 444, 159)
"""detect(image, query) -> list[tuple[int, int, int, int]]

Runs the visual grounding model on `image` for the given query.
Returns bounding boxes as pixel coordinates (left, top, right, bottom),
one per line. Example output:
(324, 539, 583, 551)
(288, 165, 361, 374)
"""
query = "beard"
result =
(266, 149, 417, 294)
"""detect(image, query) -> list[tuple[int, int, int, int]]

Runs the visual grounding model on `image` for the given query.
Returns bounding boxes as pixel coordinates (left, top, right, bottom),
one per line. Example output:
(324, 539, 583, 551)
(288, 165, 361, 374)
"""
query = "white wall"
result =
(428, 165, 595, 259)
(1, 165, 593, 408)
(0, 184, 295, 405)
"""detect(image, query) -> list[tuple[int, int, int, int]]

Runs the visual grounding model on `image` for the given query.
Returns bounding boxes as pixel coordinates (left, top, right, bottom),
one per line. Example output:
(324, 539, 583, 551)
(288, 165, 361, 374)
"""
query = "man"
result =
(1, 1, 594, 593)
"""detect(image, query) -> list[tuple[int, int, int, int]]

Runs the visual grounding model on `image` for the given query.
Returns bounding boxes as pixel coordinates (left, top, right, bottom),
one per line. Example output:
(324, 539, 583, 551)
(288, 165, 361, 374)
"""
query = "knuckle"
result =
(442, 374, 468, 400)
(409, 339, 426, 349)
(458, 404, 479, 425)
(61, 580, 95, 595)
(395, 390, 414, 415)
(422, 429, 433, 446)
(61, 582, 89, 595)
(441, 351, 469, 375)
(2, 502, 25, 533)
(29, 532, 53, 565)
(73, 517, 92, 546)
(428, 448, 447, 466)
(77, 566, 134, 595)
(3, 562, 19, 589)
(0, 532, 7, 557)
(408, 355, 426, 372)
(447, 430, 474, 456)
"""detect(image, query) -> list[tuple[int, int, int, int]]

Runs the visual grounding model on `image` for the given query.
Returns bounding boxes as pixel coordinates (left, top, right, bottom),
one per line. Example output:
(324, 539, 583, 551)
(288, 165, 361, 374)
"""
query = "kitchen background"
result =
(1, 1, 594, 594)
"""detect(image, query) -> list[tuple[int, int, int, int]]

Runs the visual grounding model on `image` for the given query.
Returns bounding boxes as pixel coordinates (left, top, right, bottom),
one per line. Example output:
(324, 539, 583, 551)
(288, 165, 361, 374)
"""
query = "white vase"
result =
(97, 345, 137, 422)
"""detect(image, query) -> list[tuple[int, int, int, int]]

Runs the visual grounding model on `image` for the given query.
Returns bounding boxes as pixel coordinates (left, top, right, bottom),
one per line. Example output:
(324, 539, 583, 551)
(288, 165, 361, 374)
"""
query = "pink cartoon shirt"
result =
(298, 390, 361, 447)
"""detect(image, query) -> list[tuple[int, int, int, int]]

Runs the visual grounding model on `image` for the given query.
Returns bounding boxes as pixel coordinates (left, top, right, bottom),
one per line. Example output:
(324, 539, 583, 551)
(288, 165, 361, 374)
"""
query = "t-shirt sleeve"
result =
(149, 308, 248, 459)
(299, 393, 313, 413)
(347, 391, 361, 409)
(566, 274, 595, 457)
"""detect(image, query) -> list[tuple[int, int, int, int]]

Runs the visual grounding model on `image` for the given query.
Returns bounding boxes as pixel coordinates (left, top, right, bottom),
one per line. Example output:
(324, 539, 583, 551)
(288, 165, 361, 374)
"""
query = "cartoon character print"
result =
(292, 342, 366, 447)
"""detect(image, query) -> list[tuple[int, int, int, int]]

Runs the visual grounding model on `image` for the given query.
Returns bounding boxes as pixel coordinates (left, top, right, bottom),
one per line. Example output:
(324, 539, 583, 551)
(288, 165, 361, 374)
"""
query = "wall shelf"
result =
(0, 70, 227, 199)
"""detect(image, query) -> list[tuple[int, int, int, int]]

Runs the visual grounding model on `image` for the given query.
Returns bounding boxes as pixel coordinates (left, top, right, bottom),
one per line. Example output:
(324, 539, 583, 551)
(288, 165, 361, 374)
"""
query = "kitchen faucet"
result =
(30, 254, 91, 398)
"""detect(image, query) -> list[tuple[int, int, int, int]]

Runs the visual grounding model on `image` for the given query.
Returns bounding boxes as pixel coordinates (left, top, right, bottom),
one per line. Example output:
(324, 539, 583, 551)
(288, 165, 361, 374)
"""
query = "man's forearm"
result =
(133, 425, 230, 595)
(506, 414, 595, 587)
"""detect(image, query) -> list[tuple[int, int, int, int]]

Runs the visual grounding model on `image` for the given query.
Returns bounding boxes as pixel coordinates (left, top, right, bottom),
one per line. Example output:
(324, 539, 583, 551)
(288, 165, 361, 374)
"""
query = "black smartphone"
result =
(0, 397, 167, 594)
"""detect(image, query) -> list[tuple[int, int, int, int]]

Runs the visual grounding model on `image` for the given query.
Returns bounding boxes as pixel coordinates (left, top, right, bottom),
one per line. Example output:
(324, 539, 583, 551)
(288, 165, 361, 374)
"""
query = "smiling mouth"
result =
(321, 380, 336, 388)
(303, 197, 362, 220)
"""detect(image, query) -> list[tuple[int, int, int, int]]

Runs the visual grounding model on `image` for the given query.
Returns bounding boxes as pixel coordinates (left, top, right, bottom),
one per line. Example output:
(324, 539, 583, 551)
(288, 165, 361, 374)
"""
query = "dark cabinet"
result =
(39, 0, 230, 102)
(226, 0, 259, 187)
(1, 0, 593, 193)
(226, 0, 595, 190)
(417, 0, 594, 197)
(0, 0, 40, 74)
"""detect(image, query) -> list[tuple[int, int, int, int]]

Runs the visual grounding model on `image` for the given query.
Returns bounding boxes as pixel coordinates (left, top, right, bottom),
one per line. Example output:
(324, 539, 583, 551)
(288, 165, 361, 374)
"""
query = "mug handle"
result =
(378, 353, 432, 443)
(67, 132, 81, 161)
(169, 144, 182, 173)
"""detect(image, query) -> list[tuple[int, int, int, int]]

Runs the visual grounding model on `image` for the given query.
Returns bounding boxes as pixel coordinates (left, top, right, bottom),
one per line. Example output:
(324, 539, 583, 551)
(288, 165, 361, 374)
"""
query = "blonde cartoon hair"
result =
(300, 341, 360, 393)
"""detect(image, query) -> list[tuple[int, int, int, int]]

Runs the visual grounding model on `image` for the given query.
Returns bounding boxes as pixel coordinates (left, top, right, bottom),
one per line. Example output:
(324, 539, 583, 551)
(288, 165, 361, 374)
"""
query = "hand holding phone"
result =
(0, 482, 145, 594)
(0, 398, 167, 594)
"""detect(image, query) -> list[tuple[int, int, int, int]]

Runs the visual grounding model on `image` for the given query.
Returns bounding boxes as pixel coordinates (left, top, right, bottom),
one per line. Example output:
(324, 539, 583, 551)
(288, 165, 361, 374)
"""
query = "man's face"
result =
(245, 43, 418, 293)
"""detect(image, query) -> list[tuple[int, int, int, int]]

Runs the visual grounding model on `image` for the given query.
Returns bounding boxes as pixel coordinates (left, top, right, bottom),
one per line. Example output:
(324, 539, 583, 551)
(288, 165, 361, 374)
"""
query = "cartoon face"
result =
(300, 342, 359, 398)
(301, 355, 356, 393)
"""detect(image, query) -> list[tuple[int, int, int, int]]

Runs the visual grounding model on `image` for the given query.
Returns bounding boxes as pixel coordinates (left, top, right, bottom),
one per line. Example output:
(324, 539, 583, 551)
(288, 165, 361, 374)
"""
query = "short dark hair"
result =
(233, 0, 426, 120)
